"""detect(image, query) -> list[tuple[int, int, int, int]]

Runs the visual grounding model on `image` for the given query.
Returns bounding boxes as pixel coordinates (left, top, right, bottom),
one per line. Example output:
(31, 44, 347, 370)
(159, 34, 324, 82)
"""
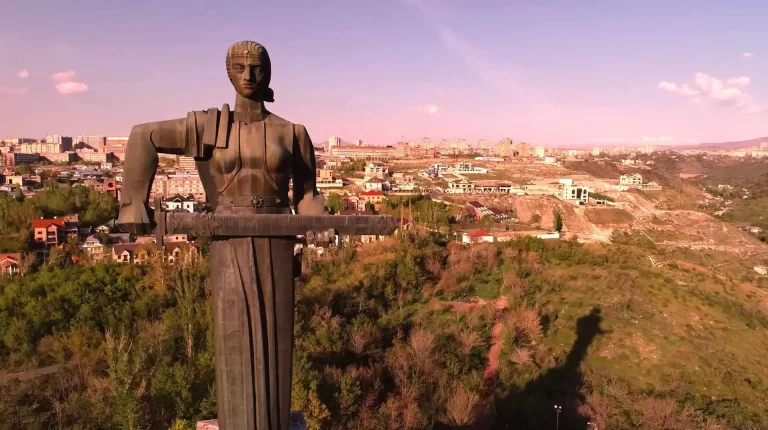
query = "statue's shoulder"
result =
(265, 113, 309, 140)
(265, 112, 293, 126)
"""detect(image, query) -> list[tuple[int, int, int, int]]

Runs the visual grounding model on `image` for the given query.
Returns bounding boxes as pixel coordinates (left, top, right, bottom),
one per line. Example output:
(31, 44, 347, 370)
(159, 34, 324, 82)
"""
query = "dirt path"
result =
(483, 321, 505, 384)
(0, 363, 67, 385)
(431, 296, 509, 387)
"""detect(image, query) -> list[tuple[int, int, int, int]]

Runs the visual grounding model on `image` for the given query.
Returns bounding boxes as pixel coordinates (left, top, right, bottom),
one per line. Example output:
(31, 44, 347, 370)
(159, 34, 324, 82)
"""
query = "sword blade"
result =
(164, 212, 401, 237)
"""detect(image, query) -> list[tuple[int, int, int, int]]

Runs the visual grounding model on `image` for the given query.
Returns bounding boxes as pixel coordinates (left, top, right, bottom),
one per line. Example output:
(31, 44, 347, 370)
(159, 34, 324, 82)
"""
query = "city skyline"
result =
(1, 0, 767, 146)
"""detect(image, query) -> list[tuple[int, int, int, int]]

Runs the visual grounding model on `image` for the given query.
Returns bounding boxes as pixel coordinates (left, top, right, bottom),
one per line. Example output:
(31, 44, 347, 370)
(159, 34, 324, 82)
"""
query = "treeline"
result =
(1, 235, 766, 429)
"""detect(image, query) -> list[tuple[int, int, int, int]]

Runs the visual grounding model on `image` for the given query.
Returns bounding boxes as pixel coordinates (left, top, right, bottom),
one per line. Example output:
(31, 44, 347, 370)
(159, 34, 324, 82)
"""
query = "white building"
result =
(363, 177, 389, 192)
(562, 185, 589, 203)
(165, 195, 196, 213)
(619, 173, 643, 185)
(454, 162, 488, 174)
(81, 235, 106, 261)
(461, 230, 494, 244)
(364, 162, 388, 178)
(537, 232, 561, 240)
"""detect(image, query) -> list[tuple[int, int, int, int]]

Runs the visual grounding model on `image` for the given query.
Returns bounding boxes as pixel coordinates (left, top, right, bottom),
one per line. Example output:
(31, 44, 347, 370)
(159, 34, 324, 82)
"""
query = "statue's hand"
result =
(116, 197, 153, 235)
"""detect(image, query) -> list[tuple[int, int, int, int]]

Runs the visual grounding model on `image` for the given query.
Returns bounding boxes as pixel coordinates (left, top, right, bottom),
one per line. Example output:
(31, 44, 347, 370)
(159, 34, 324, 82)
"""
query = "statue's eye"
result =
(232, 64, 245, 73)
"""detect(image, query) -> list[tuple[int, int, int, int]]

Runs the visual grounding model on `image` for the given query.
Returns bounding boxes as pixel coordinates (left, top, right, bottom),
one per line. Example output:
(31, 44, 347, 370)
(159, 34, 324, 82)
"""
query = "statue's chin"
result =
(235, 88, 259, 100)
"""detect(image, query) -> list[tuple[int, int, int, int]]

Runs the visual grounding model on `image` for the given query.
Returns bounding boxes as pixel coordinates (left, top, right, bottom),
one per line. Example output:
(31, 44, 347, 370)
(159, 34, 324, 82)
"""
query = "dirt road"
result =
(0, 363, 67, 385)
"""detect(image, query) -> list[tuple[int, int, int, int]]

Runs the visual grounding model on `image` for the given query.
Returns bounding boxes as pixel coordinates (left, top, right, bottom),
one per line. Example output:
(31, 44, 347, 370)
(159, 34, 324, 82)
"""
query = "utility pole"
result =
(554, 405, 562, 430)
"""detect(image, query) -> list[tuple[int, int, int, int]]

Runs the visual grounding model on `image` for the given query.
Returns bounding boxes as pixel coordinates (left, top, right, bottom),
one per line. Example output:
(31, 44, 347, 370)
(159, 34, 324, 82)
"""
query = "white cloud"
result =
(636, 137, 697, 145)
(17, 69, 28, 79)
(658, 72, 764, 114)
(0, 86, 28, 95)
(52, 70, 75, 82)
(743, 105, 766, 114)
(658, 81, 699, 96)
(726, 76, 750, 88)
(51, 70, 88, 95)
(409, 104, 439, 115)
(642, 136, 675, 143)
(590, 137, 626, 143)
(55, 81, 88, 95)
(744, 52, 754, 58)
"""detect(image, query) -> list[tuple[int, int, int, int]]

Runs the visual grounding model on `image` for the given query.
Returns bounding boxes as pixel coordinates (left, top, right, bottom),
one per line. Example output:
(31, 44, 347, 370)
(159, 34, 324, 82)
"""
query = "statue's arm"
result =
(293, 124, 324, 215)
(118, 112, 208, 233)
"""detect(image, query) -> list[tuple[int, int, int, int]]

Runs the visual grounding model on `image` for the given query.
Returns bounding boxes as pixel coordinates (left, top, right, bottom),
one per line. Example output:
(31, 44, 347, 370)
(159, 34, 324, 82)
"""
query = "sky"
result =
(1, 0, 767, 147)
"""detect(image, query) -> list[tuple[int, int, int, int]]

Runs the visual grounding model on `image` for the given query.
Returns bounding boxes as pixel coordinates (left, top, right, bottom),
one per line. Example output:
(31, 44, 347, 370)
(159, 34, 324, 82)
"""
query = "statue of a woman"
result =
(117, 41, 323, 430)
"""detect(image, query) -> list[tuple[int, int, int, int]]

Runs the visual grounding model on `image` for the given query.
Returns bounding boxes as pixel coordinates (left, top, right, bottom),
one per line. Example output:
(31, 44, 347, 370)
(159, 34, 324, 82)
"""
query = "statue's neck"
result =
(234, 94, 267, 116)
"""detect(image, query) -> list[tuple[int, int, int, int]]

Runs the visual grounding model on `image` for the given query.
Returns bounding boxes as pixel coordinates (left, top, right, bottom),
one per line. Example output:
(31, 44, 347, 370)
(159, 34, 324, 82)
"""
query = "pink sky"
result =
(1, 0, 766, 147)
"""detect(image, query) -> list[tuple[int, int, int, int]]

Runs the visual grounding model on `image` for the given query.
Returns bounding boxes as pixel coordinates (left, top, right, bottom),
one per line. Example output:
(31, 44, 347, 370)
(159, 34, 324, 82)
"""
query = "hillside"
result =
(683, 137, 768, 150)
(2, 235, 768, 429)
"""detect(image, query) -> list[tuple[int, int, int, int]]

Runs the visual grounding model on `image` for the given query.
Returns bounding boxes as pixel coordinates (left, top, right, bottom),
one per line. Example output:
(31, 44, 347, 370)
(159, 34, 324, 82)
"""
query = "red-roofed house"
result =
(33, 219, 66, 245)
(358, 190, 385, 211)
(460, 230, 495, 245)
(0, 253, 21, 276)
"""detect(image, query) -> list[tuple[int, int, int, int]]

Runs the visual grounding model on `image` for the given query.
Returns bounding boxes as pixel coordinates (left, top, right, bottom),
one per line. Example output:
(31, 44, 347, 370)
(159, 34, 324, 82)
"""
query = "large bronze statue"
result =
(117, 41, 397, 430)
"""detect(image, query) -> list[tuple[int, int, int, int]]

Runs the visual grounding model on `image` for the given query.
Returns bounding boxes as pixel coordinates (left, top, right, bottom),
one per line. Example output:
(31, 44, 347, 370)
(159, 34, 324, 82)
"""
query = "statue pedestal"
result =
(196, 412, 307, 430)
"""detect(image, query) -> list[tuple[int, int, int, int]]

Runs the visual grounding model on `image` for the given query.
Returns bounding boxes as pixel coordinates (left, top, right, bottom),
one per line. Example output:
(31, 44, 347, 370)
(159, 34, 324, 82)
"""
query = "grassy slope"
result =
(584, 208, 634, 224)
(429, 237, 768, 427)
(543, 249, 768, 400)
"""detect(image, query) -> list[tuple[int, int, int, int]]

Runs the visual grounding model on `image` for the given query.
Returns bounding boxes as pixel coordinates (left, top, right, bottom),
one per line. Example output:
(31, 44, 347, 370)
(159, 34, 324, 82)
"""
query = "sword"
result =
(153, 197, 400, 247)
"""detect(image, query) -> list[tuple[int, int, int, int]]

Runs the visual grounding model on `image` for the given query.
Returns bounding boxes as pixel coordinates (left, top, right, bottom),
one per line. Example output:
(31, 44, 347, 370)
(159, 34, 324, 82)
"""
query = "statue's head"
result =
(226, 41, 275, 102)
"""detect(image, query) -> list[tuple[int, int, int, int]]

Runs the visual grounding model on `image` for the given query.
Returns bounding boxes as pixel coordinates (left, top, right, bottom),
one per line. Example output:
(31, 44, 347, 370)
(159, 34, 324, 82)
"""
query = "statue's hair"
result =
(226, 41, 275, 102)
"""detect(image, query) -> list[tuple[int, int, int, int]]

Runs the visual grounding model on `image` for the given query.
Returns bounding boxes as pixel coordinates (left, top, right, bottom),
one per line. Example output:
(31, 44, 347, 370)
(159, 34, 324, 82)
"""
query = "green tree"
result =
(553, 210, 563, 232)
(326, 194, 344, 214)
(15, 164, 34, 175)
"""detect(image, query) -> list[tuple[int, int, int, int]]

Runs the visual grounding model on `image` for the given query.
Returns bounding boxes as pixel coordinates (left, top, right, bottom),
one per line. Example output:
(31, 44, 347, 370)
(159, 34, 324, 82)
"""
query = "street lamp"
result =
(554, 405, 562, 430)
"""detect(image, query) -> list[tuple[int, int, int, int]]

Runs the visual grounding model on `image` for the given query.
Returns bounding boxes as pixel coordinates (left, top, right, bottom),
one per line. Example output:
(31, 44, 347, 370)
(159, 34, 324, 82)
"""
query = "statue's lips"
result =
(241, 84, 257, 90)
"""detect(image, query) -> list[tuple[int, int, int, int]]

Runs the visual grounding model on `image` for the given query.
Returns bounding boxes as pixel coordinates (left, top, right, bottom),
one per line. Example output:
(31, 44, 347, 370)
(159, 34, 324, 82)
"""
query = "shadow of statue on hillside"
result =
(492, 307, 607, 430)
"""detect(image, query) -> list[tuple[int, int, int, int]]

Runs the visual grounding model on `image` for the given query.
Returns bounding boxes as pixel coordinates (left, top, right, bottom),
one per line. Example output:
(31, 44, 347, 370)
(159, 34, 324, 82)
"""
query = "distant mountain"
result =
(679, 137, 768, 150)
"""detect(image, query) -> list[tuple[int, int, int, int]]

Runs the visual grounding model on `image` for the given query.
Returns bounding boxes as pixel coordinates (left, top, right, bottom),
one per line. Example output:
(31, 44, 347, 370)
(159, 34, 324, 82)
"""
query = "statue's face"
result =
(228, 56, 268, 99)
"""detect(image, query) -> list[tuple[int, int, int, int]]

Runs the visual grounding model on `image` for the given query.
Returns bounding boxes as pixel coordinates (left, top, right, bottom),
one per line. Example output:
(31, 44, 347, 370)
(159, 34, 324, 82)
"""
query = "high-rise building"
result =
(45, 135, 73, 151)
(75, 135, 106, 150)
(0, 138, 36, 145)
(640, 145, 655, 154)
(20, 142, 62, 153)
(178, 156, 198, 171)
(150, 173, 207, 202)
(518, 142, 530, 157)
(494, 139, 514, 157)
(456, 139, 469, 154)
(4, 152, 40, 169)
(592, 147, 603, 156)
(422, 137, 431, 147)
(106, 136, 129, 146)
(328, 136, 341, 150)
